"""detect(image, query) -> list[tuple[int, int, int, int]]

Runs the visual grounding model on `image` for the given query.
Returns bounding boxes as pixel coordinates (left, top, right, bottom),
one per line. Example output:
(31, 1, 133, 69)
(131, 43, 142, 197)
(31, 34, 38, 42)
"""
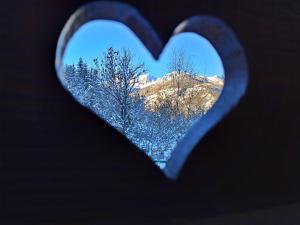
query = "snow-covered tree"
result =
(93, 47, 147, 134)
(64, 64, 76, 89)
(62, 47, 218, 168)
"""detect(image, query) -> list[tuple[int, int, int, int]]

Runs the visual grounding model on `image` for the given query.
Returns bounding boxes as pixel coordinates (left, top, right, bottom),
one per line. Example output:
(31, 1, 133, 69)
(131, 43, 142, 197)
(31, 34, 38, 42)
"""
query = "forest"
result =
(63, 47, 223, 168)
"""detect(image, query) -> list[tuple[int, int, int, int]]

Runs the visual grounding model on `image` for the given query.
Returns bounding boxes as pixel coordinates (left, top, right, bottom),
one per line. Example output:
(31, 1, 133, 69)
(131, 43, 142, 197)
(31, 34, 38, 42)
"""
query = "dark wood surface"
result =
(1, 0, 300, 224)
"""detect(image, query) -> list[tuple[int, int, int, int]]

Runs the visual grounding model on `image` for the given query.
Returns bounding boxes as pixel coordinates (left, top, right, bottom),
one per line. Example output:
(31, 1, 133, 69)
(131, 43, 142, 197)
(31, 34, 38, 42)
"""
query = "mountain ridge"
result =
(137, 72, 224, 116)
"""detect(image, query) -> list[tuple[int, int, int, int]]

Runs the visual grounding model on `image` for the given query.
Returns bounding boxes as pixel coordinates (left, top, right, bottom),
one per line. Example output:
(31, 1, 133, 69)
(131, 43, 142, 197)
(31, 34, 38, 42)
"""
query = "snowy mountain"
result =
(136, 72, 224, 115)
(135, 74, 156, 88)
(207, 75, 224, 86)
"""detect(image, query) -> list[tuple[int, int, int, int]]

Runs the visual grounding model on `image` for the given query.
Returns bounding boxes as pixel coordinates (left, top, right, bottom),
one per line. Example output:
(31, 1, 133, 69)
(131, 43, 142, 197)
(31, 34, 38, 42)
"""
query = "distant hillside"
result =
(137, 72, 224, 116)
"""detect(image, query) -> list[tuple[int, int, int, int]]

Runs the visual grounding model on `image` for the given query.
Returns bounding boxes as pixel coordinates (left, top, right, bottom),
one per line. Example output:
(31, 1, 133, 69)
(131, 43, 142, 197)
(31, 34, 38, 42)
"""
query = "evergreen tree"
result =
(74, 57, 89, 102)
(64, 64, 76, 89)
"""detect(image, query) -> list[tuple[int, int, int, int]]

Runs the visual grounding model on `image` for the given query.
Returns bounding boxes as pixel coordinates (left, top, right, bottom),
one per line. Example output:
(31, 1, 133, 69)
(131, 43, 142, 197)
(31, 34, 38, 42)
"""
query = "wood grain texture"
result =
(1, 0, 300, 224)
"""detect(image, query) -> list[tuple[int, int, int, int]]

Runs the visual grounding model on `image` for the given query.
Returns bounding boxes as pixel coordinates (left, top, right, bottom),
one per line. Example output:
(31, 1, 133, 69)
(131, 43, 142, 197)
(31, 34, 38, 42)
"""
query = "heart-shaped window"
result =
(55, 1, 248, 179)
(62, 19, 224, 169)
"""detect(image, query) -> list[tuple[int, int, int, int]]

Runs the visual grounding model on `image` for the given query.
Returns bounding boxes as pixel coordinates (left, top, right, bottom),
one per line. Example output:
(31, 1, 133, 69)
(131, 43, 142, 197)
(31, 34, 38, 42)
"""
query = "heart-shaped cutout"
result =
(55, 1, 248, 179)
(62, 20, 225, 169)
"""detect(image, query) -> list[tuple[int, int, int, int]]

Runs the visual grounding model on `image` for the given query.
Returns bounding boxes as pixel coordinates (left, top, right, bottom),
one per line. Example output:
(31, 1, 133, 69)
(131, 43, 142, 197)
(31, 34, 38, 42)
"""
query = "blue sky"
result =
(64, 20, 224, 78)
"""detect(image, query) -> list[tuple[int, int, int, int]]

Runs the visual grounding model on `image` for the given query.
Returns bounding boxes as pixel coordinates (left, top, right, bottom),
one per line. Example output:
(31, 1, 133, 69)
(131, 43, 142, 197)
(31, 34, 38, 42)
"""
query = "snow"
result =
(64, 63, 223, 169)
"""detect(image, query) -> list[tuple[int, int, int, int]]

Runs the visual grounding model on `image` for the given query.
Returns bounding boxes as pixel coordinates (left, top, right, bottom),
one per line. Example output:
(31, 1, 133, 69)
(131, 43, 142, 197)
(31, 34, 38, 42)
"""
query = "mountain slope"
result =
(138, 72, 224, 116)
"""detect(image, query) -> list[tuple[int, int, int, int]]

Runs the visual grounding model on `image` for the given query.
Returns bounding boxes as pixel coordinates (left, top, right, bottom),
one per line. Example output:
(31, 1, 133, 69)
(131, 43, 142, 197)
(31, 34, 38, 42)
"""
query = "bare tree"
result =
(93, 47, 147, 134)
(169, 49, 194, 76)
(168, 49, 196, 116)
